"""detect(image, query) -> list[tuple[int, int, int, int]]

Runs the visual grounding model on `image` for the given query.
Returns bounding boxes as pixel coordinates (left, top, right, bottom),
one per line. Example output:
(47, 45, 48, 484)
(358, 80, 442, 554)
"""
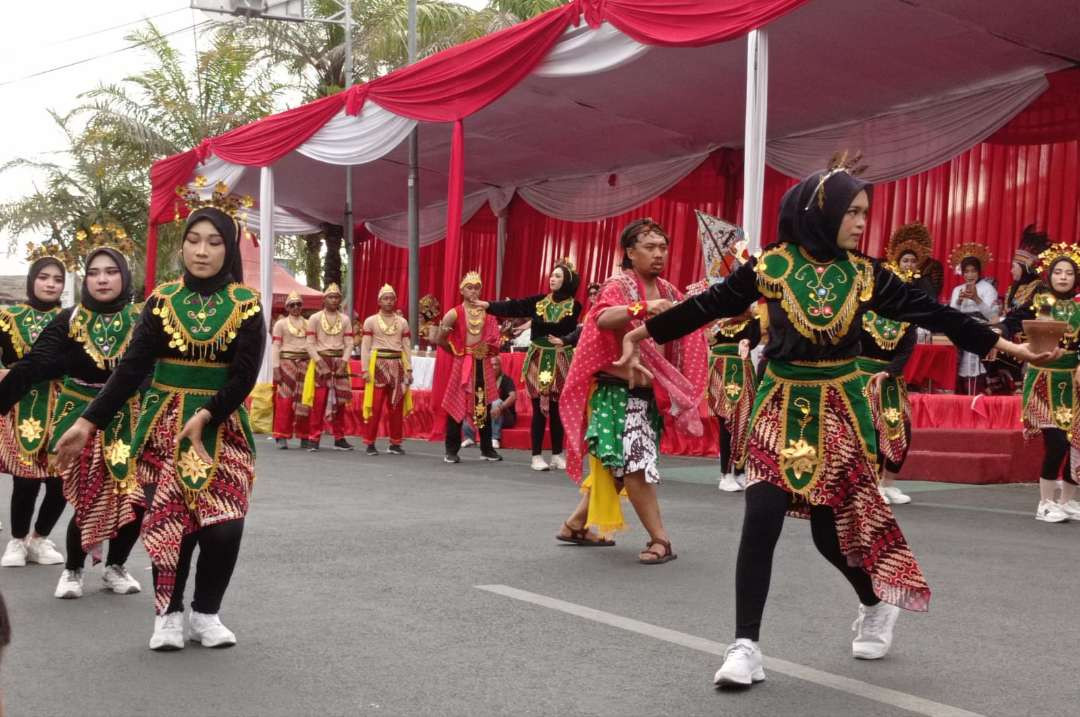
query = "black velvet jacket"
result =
(81, 293, 266, 429)
(646, 256, 999, 361)
(712, 313, 762, 348)
(488, 294, 582, 342)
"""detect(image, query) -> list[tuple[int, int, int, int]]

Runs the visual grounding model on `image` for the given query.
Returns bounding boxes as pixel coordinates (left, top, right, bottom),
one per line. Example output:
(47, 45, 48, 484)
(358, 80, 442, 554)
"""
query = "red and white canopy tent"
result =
(146, 0, 1080, 381)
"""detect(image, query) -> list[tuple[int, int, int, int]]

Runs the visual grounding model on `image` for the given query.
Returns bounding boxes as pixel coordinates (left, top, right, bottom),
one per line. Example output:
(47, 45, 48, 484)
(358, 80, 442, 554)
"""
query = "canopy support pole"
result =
(258, 166, 275, 384)
(495, 209, 507, 297)
(742, 29, 769, 254)
(406, 0, 420, 344)
(343, 0, 356, 323)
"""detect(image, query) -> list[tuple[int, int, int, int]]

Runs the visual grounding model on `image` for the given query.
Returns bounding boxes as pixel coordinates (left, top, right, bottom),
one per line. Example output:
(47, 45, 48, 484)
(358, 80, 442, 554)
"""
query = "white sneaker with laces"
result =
(531, 455, 550, 471)
(188, 611, 237, 648)
(1036, 499, 1069, 523)
(882, 485, 912, 504)
(1, 538, 28, 567)
(550, 453, 566, 470)
(54, 569, 84, 599)
(103, 564, 142, 594)
(492, 439, 501, 449)
(851, 602, 901, 659)
(718, 474, 743, 492)
(149, 613, 186, 651)
(1058, 500, 1080, 520)
(460, 438, 475, 448)
(26, 536, 64, 565)
(713, 638, 765, 687)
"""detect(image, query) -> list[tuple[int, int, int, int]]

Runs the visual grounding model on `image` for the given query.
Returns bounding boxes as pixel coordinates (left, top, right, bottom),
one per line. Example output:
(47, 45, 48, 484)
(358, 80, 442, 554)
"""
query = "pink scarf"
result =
(561, 271, 708, 482)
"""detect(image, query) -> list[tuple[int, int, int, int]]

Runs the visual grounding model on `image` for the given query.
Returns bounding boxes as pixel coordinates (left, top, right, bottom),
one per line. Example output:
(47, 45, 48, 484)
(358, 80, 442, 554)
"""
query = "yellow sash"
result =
(581, 455, 628, 538)
(301, 358, 317, 407)
(362, 349, 414, 420)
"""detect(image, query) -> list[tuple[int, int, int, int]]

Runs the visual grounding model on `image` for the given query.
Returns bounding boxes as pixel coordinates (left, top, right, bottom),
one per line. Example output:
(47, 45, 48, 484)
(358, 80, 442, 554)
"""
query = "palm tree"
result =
(0, 112, 145, 279)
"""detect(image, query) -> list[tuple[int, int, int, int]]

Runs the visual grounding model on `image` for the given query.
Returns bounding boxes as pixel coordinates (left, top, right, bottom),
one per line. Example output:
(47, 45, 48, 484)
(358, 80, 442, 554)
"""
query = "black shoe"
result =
(365, 444, 379, 456)
(307, 439, 320, 452)
(388, 444, 405, 455)
(444, 453, 460, 464)
(481, 450, 503, 462)
(334, 438, 354, 451)
(275, 438, 288, 450)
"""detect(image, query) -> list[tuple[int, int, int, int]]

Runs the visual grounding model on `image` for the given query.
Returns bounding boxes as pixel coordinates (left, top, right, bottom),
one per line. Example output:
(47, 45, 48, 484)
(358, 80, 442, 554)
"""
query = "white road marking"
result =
(477, 584, 985, 717)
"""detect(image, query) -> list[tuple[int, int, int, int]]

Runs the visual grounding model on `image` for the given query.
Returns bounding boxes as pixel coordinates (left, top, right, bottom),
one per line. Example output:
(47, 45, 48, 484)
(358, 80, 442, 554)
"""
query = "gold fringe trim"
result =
(67, 306, 140, 370)
(150, 281, 261, 361)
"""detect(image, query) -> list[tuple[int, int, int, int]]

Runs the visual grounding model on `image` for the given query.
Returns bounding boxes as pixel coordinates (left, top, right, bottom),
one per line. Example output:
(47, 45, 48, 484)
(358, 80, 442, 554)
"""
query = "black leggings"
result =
(1041, 428, 1076, 484)
(64, 507, 145, 571)
(735, 481, 880, 642)
(153, 519, 245, 615)
(717, 418, 733, 474)
(9, 476, 66, 539)
(530, 398, 565, 456)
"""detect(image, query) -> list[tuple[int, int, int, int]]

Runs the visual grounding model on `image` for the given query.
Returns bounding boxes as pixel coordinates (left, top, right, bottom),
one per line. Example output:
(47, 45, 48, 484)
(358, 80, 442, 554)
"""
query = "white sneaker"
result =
(26, 536, 64, 565)
(1057, 500, 1080, 520)
(1, 538, 28, 567)
(713, 638, 765, 687)
(460, 438, 475, 448)
(734, 473, 748, 489)
(851, 602, 901, 659)
(149, 613, 186, 651)
(492, 439, 501, 449)
(878, 485, 891, 505)
(881, 485, 912, 505)
(718, 474, 743, 492)
(188, 611, 237, 648)
(54, 569, 84, 599)
(103, 564, 142, 594)
(550, 453, 566, 470)
(531, 455, 550, 471)
(1036, 499, 1069, 523)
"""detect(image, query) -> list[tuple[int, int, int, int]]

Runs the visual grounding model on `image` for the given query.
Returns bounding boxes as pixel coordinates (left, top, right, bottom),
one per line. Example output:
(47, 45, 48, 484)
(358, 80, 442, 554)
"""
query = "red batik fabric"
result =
(706, 355, 756, 467)
(0, 410, 52, 479)
(745, 385, 931, 611)
(441, 304, 501, 425)
(136, 393, 254, 616)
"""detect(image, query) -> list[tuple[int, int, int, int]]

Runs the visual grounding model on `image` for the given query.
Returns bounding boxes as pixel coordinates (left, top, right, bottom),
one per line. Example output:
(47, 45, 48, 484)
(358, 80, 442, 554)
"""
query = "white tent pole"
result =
(258, 166, 275, 384)
(495, 210, 507, 297)
(742, 29, 768, 254)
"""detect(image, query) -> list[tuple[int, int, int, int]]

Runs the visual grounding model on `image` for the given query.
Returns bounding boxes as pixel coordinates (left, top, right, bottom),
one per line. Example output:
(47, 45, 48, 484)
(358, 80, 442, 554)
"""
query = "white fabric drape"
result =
(185, 154, 246, 196)
(258, 167, 275, 383)
(535, 23, 650, 78)
(767, 73, 1049, 182)
(246, 207, 324, 236)
(516, 151, 710, 222)
(364, 191, 490, 248)
(295, 102, 417, 166)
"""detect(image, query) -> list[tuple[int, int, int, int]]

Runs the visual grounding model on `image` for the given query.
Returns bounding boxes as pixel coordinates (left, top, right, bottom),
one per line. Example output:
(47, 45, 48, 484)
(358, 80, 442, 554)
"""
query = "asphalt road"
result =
(0, 439, 1076, 717)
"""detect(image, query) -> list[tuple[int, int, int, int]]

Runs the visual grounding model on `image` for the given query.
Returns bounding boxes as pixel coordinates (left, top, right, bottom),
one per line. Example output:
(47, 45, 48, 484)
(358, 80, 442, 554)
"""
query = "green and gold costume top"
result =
(68, 303, 142, 370)
(0, 304, 62, 362)
(0, 304, 62, 460)
(149, 280, 261, 361)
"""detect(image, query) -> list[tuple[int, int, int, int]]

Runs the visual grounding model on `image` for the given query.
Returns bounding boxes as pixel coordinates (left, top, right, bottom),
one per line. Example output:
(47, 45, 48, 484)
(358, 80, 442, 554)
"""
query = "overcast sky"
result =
(0, 0, 489, 275)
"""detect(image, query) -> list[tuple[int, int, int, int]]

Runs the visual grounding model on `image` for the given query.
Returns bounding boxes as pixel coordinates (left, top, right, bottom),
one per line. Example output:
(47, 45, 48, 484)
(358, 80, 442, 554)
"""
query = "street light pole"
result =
(407, 0, 420, 343)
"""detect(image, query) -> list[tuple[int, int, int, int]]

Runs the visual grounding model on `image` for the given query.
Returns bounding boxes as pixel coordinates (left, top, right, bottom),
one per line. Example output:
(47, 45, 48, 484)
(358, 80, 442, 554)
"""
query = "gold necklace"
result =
(285, 316, 306, 338)
(376, 312, 398, 336)
(320, 310, 343, 336)
(465, 305, 485, 336)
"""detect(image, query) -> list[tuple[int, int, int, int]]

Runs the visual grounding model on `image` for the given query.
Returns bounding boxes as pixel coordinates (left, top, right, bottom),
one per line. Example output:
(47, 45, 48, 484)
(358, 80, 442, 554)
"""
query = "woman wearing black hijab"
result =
(55, 207, 266, 652)
(0, 248, 145, 600)
(616, 160, 1056, 687)
(0, 257, 67, 568)
(471, 262, 582, 471)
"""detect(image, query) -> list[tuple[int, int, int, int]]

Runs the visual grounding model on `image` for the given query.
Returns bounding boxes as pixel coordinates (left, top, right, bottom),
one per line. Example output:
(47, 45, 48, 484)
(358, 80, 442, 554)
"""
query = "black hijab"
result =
(181, 207, 244, 294)
(81, 247, 132, 314)
(552, 264, 580, 302)
(25, 257, 65, 311)
(777, 169, 872, 262)
(1047, 257, 1078, 300)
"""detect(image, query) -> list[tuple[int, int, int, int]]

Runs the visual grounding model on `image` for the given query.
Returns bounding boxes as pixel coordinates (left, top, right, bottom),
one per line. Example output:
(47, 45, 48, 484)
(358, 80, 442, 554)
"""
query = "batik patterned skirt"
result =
(1021, 354, 1077, 440)
(0, 379, 58, 479)
(856, 357, 911, 467)
(523, 338, 573, 415)
(744, 359, 930, 612)
(707, 344, 756, 466)
(276, 352, 310, 415)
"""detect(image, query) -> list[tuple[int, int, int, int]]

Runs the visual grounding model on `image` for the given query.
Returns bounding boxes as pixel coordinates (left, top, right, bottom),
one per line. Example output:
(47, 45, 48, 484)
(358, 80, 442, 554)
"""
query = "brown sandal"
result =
(639, 538, 677, 565)
(556, 522, 615, 547)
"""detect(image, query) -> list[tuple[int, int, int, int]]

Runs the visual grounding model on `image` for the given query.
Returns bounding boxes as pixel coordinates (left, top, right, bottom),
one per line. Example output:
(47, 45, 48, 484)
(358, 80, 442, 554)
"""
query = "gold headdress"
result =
(883, 223, 930, 282)
(459, 270, 482, 290)
(323, 282, 342, 297)
(285, 291, 302, 305)
(948, 243, 993, 273)
(1036, 243, 1080, 275)
(556, 257, 576, 273)
(1015, 225, 1050, 270)
(805, 150, 869, 211)
(174, 177, 256, 241)
(378, 283, 396, 298)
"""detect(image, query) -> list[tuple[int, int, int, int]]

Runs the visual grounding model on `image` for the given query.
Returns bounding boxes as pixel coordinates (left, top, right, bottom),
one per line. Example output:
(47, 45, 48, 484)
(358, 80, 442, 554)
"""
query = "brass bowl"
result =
(1022, 319, 1068, 354)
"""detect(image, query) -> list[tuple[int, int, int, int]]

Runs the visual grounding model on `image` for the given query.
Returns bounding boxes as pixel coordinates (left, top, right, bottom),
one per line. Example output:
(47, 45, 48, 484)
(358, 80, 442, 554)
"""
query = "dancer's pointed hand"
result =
(178, 409, 213, 465)
(613, 326, 654, 387)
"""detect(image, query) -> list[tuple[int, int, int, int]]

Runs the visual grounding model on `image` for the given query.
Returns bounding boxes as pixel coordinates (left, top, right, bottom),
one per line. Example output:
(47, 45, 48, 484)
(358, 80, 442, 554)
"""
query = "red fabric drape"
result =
(588, 0, 809, 47)
(988, 68, 1080, 146)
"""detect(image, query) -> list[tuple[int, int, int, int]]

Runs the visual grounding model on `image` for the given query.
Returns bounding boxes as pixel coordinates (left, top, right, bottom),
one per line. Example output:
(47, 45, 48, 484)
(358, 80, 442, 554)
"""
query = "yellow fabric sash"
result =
(581, 455, 628, 538)
(301, 358, 317, 407)
(362, 349, 413, 420)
